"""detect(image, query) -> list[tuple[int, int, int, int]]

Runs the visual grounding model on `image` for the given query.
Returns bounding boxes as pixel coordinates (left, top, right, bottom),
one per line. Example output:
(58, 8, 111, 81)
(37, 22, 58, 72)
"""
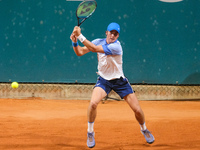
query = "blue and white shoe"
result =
(87, 132, 95, 148)
(141, 129, 155, 144)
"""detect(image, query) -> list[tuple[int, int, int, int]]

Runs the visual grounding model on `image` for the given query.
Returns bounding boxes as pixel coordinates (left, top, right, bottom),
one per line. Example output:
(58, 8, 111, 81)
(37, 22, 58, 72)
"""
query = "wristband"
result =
(72, 41, 78, 47)
(77, 34, 86, 43)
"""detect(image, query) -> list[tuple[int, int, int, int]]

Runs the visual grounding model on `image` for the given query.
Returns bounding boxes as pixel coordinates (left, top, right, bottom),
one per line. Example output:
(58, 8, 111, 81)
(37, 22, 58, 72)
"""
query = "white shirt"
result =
(92, 38, 125, 80)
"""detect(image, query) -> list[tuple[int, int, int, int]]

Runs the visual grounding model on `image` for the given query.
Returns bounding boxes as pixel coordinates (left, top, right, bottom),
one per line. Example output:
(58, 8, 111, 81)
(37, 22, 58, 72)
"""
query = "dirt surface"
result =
(0, 98, 200, 150)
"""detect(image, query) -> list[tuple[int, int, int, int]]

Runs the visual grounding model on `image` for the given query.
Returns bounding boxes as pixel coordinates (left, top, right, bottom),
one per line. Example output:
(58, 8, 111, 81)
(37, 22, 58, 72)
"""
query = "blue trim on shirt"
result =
(92, 38, 122, 55)
(102, 45, 112, 55)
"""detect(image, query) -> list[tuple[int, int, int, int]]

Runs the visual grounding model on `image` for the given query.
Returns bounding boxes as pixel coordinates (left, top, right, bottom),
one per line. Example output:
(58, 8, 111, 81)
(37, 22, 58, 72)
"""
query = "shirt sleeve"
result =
(102, 42, 122, 55)
(91, 39, 99, 45)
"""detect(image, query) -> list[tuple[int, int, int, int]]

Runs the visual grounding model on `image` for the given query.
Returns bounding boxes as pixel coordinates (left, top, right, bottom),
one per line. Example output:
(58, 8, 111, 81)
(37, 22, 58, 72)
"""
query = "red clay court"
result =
(0, 98, 199, 150)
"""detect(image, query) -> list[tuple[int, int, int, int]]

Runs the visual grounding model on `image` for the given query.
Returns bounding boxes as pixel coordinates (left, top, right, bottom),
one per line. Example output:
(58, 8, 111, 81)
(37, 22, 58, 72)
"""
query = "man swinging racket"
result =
(70, 22, 155, 148)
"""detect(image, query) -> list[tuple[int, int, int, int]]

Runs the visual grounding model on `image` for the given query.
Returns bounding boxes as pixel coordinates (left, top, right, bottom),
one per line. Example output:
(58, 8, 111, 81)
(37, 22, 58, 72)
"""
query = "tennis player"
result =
(70, 22, 155, 148)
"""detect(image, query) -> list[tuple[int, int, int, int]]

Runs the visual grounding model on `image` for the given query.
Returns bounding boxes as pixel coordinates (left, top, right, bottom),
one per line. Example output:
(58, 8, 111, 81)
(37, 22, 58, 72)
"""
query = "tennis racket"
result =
(76, 0, 97, 26)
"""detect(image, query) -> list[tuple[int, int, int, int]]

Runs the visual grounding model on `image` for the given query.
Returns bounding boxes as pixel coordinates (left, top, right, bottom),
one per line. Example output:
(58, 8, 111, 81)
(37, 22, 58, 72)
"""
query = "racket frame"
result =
(76, 0, 97, 26)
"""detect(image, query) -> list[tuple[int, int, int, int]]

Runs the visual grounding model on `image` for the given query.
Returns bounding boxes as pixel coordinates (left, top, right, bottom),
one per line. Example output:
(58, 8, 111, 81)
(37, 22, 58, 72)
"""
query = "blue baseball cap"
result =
(107, 22, 120, 33)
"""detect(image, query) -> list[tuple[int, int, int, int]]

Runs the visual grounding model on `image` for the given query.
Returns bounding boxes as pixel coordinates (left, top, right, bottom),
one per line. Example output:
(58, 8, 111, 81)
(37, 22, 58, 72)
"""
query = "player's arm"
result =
(73, 45, 90, 56)
(82, 39, 104, 53)
(73, 26, 105, 53)
(70, 33, 90, 56)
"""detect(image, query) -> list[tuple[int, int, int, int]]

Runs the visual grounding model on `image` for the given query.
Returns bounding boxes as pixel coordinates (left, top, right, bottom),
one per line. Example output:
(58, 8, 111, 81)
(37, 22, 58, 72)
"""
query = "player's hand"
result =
(73, 26, 81, 37)
(70, 33, 77, 43)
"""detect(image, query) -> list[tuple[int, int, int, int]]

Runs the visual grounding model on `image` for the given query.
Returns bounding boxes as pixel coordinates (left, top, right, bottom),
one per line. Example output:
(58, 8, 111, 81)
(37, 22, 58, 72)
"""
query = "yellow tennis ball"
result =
(11, 82, 19, 89)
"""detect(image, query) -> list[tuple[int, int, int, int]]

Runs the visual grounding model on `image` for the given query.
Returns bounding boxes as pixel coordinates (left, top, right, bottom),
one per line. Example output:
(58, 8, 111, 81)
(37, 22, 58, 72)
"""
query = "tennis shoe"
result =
(141, 129, 155, 144)
(87, 132, 95, 148)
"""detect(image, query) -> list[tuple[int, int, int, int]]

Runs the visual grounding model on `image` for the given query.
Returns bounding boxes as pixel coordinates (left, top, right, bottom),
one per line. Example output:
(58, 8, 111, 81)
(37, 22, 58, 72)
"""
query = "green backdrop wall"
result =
(0, 0, 200, 84)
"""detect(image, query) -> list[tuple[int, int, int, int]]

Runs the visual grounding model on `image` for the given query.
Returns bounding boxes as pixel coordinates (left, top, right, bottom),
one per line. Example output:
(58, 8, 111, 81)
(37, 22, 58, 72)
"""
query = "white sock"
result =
(140, 122, 147, 131)
(87, 122, 94, 133)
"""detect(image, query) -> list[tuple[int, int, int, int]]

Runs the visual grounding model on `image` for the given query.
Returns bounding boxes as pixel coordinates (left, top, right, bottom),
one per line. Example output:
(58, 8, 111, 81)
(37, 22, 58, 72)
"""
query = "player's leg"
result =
(113, 78, 145, 124)
(124, 93, 155, 144)
(87, 87, 107, 124)
(123, 93, 145, 125)
(87, 87, 107, 148)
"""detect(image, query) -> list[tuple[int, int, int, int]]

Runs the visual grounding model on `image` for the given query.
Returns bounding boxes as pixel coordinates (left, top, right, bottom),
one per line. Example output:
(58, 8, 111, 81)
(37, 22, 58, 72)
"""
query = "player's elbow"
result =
(76, 52, 83, 56)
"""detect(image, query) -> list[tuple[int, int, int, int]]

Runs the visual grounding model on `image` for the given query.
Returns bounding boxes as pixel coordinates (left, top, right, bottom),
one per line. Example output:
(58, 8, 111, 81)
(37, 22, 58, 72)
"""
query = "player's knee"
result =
(134, 107, 142, 115)
(90, 101, 98, 110)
